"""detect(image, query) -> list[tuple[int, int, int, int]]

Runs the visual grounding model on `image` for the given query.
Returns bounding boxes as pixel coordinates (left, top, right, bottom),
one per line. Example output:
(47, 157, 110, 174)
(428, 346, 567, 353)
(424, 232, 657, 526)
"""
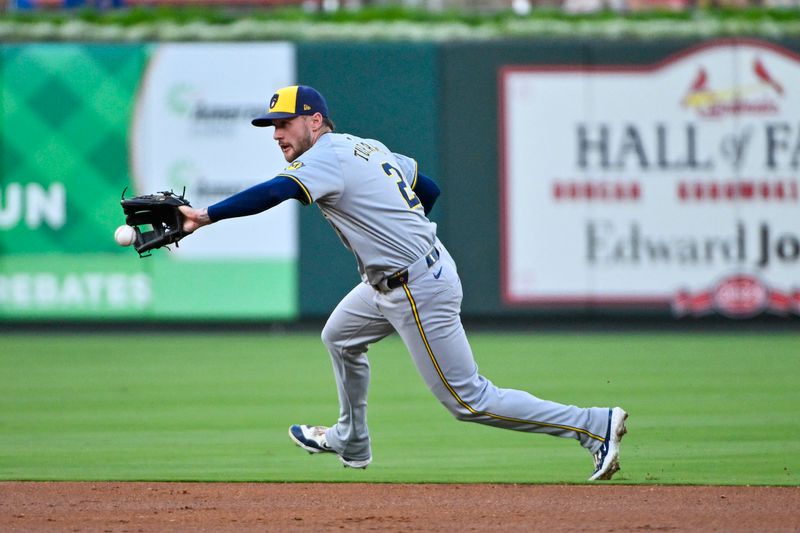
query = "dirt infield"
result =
(1, 482, 799, 532)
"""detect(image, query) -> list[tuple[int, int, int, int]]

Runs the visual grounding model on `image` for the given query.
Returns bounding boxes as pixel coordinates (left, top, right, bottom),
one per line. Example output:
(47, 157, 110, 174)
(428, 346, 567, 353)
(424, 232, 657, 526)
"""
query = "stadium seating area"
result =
(6, 0, 799, 11)
(9, 0, 306, 9)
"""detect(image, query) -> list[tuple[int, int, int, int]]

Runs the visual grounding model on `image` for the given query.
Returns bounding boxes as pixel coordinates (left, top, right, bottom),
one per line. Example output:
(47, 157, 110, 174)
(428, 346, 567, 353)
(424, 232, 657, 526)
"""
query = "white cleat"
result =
(589, 407, 628, 481)
(288, 424, 371, 469)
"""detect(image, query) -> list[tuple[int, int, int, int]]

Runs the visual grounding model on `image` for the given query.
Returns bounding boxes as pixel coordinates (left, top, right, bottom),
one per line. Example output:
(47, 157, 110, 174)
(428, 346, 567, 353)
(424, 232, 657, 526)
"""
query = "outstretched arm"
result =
(180, 176, 304, 233)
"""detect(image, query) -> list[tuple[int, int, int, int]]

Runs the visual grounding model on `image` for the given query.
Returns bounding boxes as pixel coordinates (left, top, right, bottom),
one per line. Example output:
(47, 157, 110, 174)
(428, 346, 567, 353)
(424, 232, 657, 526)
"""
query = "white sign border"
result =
(498, 38, 800, 309)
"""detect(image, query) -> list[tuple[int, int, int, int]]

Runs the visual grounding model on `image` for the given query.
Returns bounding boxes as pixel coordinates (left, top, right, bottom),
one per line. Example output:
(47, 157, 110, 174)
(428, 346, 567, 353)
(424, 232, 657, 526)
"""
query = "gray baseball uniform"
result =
(280, 132, 611, 464)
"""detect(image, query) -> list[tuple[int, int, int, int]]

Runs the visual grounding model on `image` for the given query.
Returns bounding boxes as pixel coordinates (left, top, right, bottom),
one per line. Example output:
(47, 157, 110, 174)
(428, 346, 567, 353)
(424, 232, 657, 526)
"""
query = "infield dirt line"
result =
(1, 482, 799, 532)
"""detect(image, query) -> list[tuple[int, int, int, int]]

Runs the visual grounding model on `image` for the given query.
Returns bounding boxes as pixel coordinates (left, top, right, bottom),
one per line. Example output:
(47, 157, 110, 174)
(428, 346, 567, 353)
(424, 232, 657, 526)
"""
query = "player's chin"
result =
(280, 147, 295, 162)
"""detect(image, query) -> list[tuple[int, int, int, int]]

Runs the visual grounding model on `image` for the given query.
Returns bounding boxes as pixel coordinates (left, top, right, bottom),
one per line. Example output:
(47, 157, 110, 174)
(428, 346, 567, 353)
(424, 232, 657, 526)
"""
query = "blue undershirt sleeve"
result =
(207, 176, 304, 222)
(412, 172, 441, 215)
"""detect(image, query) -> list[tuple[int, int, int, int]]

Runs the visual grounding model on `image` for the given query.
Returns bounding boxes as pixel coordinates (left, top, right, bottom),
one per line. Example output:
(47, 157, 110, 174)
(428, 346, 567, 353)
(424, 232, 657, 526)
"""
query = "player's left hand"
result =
(120, 189, 193, 257)
(178, 205, 212, 234)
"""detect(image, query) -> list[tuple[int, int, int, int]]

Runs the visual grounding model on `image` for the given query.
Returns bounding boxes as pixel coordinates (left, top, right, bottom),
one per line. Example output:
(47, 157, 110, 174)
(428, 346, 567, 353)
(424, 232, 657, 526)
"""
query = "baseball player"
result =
(180, 85, 628, 480)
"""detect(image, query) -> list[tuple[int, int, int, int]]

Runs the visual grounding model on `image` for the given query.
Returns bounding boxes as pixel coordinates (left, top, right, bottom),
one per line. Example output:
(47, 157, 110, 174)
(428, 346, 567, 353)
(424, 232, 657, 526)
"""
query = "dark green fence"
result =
(295, 38, 800, 321)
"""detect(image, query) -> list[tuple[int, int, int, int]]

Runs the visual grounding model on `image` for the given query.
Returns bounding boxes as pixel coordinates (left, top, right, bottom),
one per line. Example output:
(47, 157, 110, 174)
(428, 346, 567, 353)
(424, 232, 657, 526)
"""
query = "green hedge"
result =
(2, 6, 800, 41)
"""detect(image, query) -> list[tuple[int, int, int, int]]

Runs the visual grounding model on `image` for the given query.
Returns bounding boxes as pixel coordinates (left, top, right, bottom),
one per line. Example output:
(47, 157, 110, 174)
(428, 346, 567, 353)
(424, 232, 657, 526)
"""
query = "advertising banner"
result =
(500, 39, 800, 318)
(132, 43, 297, 261)
(0, 43, 298, 320)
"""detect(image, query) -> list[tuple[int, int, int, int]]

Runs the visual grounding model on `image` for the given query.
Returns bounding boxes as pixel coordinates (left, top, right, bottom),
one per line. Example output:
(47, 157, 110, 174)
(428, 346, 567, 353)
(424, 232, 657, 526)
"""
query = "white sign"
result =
(132, 43, 297, 259)
(500, 40, 800, 317)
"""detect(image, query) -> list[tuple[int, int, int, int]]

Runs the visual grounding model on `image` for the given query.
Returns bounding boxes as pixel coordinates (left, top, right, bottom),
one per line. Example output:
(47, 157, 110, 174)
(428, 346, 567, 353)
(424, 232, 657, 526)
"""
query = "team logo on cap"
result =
(303, 104, 311, 111)
(269, 93, 279, 110)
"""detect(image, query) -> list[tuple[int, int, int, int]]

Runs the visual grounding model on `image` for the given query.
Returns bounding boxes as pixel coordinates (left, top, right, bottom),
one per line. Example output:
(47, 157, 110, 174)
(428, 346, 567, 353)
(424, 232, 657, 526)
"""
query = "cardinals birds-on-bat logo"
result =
(682, 58, 784, 117)
(753, 58, 784, 95)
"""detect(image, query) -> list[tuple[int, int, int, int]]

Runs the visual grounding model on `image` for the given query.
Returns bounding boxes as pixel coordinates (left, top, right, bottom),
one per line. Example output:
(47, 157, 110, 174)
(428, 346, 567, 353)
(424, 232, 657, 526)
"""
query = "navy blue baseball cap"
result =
(251, 85, 329, 127)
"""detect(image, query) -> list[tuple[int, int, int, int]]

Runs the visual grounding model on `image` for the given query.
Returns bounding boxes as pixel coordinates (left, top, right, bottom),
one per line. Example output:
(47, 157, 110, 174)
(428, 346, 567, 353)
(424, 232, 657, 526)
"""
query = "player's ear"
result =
(309, 112, 325, 131)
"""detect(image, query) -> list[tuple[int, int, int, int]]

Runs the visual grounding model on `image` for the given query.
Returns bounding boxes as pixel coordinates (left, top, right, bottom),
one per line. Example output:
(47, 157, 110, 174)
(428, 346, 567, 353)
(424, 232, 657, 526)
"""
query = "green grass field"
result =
(0, 331, 798, 485)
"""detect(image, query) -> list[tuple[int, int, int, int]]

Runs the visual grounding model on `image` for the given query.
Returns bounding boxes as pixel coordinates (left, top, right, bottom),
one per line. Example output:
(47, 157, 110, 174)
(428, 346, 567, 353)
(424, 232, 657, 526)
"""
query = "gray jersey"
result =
(278, 132, 437, 285)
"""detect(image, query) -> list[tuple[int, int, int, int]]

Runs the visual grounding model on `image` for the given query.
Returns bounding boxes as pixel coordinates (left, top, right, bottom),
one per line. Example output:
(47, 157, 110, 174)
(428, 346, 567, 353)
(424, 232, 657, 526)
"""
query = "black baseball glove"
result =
(120, 189, 192, 257)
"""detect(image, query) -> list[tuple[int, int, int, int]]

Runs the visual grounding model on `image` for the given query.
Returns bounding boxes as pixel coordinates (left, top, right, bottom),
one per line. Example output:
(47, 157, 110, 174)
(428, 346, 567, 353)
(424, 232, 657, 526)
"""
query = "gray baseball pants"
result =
(321, 240, 610, 463)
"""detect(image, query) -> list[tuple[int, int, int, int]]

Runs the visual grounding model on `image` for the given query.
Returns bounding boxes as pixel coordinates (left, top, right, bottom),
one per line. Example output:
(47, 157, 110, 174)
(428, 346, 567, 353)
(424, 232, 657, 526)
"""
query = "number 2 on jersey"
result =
(382, 162, 421, 210)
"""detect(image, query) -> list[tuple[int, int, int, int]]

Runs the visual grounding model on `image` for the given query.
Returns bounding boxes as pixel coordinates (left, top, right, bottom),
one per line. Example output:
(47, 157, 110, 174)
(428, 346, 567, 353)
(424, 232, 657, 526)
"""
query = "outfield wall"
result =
(439, 39, 800, 320)
(1, 39, 798, 322)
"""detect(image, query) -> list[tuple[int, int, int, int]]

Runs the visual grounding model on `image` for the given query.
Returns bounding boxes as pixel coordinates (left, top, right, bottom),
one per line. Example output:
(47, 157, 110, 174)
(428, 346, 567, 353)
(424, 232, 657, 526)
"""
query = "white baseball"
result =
(114, 225, 136, 247)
